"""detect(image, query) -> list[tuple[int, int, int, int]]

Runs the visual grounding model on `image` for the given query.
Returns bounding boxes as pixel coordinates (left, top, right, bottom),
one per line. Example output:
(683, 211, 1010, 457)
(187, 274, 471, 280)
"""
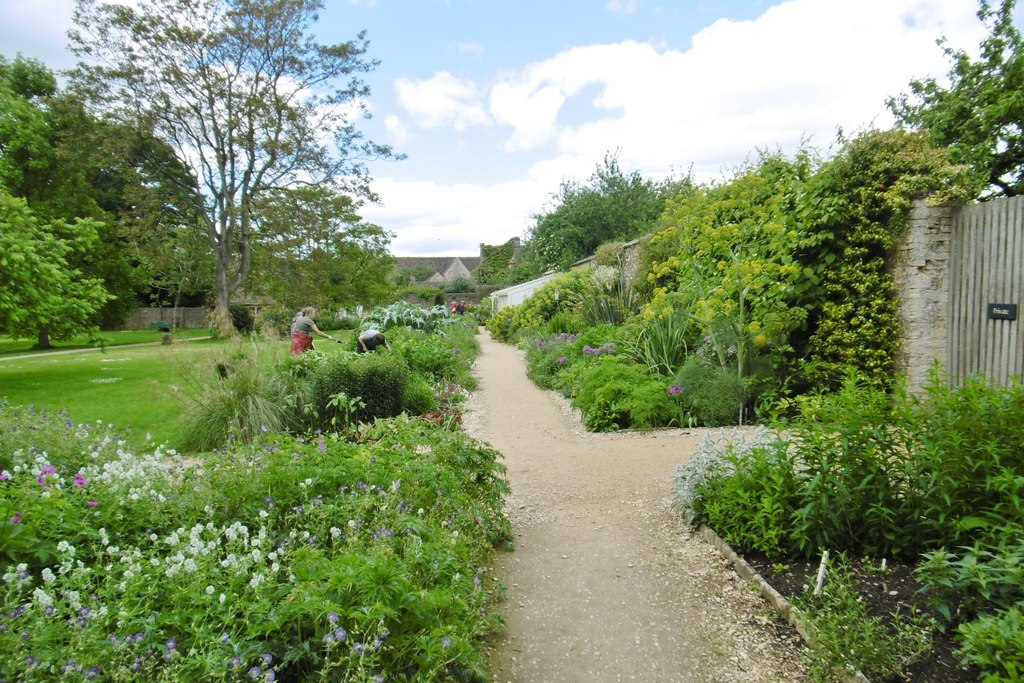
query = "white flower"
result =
(219, 593, 226, 604)
(32, 588, 53, 606)
(206, 585, 215, 595)
(41, 568, 56, 583)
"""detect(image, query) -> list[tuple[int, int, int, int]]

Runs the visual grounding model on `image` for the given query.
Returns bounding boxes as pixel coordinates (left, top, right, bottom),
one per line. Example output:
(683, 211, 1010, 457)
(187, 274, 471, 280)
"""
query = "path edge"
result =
(696, 525, 871, 683)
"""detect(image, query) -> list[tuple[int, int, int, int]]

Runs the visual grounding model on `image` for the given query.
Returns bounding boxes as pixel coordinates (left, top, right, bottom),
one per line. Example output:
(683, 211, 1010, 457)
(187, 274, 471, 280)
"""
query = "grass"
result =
(0, 328, 212, 357)
(0, 331, 365, 452)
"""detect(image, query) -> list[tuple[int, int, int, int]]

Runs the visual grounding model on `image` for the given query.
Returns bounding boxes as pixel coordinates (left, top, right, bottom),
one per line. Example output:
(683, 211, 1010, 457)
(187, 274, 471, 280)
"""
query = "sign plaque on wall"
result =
(987, 303, 1018, 320)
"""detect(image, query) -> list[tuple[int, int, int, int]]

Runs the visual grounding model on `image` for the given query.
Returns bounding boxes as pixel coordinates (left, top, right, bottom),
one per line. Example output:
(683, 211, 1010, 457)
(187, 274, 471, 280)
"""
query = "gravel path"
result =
(463, 330, 809, 683)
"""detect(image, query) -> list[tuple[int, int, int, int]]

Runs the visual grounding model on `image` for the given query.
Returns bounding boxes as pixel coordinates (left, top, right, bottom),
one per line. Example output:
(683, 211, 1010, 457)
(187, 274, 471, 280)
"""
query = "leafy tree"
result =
(0, 190, 111, 346)
(250, 185, 395, 311)
(526, 152, 692, 270)
(888, 0, 1024, 198)
(0, 55, 186, 331)
(69, 0, 401, 335)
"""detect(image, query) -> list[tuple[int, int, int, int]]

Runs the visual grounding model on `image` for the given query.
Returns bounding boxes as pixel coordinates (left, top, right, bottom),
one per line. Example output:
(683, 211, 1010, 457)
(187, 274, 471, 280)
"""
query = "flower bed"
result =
(0, 404, 510, 681)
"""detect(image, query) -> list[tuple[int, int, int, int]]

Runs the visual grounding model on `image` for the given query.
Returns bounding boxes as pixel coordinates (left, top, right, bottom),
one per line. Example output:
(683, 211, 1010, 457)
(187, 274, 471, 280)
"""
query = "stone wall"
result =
(890, 200, 956, 393)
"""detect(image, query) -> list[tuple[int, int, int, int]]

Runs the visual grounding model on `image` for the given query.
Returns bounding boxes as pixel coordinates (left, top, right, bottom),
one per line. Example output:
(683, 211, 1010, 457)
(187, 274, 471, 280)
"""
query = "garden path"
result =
(463, 329, 809, 683)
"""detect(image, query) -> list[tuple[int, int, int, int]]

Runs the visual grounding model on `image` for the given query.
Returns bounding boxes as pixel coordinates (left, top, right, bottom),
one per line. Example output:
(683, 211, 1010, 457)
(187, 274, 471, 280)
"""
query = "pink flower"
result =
(37, 464, 57, 487)
(0, 472, 11, 481)
(87, 501, 99, 507)
(74, 473, 88, 488)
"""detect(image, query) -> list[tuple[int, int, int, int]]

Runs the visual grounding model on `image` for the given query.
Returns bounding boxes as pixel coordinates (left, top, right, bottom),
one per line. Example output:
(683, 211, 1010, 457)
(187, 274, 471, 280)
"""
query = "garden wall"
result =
(119, 306, 209, 330)
(894, 196, 1024, 391)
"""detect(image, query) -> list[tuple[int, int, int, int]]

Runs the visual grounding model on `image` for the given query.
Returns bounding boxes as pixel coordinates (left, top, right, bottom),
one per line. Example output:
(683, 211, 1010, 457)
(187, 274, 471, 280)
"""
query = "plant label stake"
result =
(813, 549, 830, 595)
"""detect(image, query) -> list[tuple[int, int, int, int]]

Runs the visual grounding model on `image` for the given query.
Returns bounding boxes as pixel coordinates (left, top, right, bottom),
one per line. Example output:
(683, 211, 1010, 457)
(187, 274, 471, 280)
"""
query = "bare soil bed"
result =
(745, 554, 980, 682)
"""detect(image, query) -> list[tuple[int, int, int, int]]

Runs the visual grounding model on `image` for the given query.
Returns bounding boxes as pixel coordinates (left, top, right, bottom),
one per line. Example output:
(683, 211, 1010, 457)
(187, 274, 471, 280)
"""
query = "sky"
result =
(1, 0, 1019, 256)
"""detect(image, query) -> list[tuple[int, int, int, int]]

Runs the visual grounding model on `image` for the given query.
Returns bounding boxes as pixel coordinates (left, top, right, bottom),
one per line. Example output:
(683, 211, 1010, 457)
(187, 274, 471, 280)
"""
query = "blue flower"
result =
(326, 611, 338, 625)
(441, 636, 451, 648)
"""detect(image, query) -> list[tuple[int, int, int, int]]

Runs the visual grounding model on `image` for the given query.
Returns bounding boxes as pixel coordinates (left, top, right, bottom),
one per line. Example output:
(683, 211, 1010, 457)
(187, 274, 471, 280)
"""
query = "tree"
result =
(69, 0, 401, 335)
(526, 152, 692, 270)
(250, 185, 394, 310)
(888, 0, 1024, 198)
(0, 54, 180, 331)
(0, 190, 111, 346)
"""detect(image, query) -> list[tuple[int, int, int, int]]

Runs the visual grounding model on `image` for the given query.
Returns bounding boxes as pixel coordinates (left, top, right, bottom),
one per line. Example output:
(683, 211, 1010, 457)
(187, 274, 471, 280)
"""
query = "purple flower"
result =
(25, 655, 38, 667)
(353, 641, 364, 654)
(74, 472, 88, 488)
(317, 438, 327, 453)
(165, 638, 177, 653)
(333, 627, 347, 642)
(668, 384, 684, 395)
(249, 666, 262, 679)
(86, 666, 101, 680)
(441, 636, 451, 648)
(229, 655, 243, 668)
(326, 611, 338, 625)
(220, 633, 230, 644)
(9, 511, 22, 524)
(0, 472, 10, 480)
(87, 501, 99, 507)
(260, 653, 273, 666)
(557, 357, 567, 364)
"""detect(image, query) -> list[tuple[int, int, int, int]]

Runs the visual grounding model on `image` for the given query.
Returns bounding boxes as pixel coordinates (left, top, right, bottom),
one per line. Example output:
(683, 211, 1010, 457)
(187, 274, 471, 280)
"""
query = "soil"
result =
(745, 555, 981, 683)
(464, 330, 809, 682)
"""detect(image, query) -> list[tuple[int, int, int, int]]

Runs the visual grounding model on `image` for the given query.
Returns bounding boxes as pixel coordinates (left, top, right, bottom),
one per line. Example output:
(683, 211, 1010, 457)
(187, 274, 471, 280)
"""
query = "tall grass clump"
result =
(178, 339, 300, 452)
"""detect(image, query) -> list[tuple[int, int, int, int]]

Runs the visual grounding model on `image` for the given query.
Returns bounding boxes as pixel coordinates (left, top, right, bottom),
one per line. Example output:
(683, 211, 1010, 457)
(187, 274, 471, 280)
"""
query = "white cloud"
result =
(606, 0, 643, 16)
(457, 42, 485, 59)
(480, 0, 985, 181)
(361, 176, 546, 255)
(384, 114, 410, 145)
(394, 71, 491, 130)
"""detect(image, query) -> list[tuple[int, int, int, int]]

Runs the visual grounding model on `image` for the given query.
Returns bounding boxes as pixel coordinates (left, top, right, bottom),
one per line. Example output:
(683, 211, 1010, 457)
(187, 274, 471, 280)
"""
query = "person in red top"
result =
(290, 307, 334, 354)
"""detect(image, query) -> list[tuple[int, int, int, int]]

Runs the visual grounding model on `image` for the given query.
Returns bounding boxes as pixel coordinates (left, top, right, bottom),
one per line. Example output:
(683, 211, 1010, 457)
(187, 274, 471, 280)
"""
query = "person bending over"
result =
(356, 328, 390, 353)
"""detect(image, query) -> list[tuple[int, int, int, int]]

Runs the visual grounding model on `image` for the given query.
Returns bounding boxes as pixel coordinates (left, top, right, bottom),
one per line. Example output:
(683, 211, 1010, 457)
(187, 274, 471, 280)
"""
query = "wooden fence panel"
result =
(949, 196, 1024, 385)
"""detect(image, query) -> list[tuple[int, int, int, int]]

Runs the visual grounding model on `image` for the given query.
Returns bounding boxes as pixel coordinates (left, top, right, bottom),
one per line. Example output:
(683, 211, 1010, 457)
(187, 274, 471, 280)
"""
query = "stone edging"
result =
(697, 525, 870, 683)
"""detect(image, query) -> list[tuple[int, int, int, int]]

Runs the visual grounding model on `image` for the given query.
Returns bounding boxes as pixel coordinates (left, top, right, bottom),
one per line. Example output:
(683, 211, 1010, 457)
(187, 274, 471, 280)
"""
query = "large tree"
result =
(250, 185, 394, 311)
(527, 153, 692, 271)
(888, 0, 1024, 198)
(69, 0, 400, 335)
(0, 190, 111, 346)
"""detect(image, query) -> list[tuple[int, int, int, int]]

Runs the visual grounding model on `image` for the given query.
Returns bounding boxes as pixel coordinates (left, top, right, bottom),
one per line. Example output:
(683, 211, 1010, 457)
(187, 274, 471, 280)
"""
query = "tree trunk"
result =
(211, 250, 236, 338)
(37, 327, 52, 350)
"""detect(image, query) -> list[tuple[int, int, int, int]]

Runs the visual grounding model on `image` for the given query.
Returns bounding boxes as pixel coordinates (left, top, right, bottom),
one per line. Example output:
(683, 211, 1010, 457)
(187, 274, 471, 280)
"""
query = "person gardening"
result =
(356, 328, 390, 353)
(290, 307, 334, 354)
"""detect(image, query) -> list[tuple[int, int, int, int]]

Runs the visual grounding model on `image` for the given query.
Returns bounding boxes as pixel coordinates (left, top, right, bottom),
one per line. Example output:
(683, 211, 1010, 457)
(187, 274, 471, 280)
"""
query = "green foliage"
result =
(0, 191, 111, 342)
(527, 152, 692, 270)
(681, 371, 1024, 562)
(0, 407, 509, 681)
(794, 556, 934, 682)
(484, 271, 592, 342)
(401, 375, 440, 416)
(672, 357, 746, 427)
(957, 606, 1024, 682)
(621, 297, 699, 376)
(440, 276, 475, 293)
(311, 351, 410, 427)
(797, 129, 976, 390)
(917, 542, 1024, 626)
(571, 358, 677, 432)
(362, 301, 454, 333)
(474, 239, 518, 285)
(888, 0, 1023, 198)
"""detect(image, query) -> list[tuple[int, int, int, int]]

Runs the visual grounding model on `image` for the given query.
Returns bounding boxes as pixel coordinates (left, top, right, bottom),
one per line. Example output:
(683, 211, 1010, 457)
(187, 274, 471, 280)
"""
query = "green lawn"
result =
(0, 339, 225, 451)
(0, 328, 212, 357)
(0, 334, 357, 453)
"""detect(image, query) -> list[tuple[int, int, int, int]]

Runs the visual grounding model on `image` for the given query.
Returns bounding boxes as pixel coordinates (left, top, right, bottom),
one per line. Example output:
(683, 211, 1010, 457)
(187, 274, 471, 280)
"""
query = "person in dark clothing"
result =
(356, 328, 390, 353)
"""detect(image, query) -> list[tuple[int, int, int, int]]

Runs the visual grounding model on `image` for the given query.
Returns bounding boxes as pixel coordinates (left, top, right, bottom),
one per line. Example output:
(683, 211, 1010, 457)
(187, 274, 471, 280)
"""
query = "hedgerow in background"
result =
(0, 408, 509, 681)
(795, 128, 976, 391)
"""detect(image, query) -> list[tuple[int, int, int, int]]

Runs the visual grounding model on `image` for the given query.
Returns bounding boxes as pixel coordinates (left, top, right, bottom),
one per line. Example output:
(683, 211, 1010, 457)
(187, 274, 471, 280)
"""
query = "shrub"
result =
(957, 607, 1024, 683)
(310, 351, 409, 427)
(401, 375, 440, 416)
(572, 358, 676, 431)
(362, 301, 453, 333)
(672, 357, 745, 427)
(228, 304, 255, 333)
